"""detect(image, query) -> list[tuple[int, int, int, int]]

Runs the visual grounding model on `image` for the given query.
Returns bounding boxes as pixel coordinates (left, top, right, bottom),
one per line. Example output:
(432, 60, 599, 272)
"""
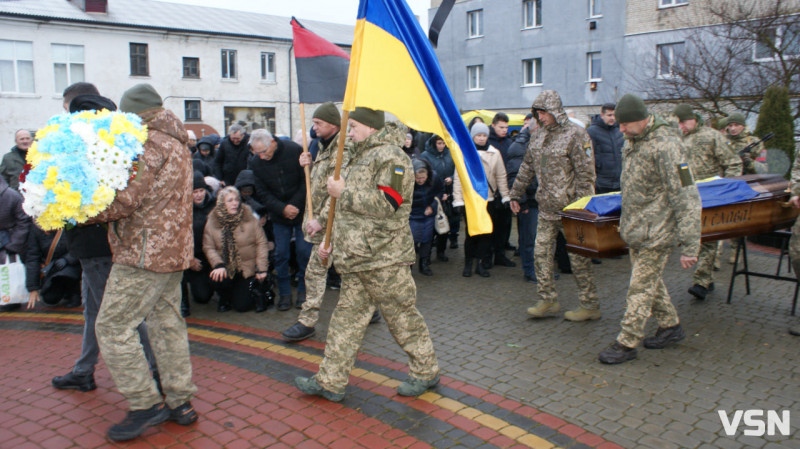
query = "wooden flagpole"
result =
(321, 110, 349, 264)
(299, 103, 313, 221)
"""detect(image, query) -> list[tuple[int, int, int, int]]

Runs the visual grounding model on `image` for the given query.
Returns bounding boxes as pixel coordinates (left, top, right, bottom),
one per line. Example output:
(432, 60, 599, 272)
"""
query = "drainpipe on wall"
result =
(288, 44, 293, 138)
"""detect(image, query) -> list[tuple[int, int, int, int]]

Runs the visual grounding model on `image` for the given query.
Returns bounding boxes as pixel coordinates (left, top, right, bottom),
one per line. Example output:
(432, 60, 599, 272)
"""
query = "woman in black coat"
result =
(409, 159, 443, 276)
(181, 171, 216, 316)
(24, 226, 81, 308)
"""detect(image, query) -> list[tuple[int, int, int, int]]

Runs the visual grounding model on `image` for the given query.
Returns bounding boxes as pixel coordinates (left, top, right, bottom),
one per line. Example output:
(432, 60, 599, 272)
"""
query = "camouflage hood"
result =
(354, 120, 406, 155)
(139, 108, 189, 146)
(531, 90, 568, 128)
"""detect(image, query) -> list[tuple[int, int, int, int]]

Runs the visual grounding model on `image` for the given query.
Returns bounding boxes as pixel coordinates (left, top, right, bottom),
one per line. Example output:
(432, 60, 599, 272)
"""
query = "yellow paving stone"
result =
(499, 425, 527, 440)
(433, 397, 465, 413)
(351, 368, 369, 377)
(362, 372, 389, 384)
(419, 392, 442, 402)
(517, 434, 556, 449)
(218, 334, 243, 343)
(474, 413, 507, 431)
(381, 379, 401, 388)
(246, 341, 273, 350)
(456, 408, 482, 419)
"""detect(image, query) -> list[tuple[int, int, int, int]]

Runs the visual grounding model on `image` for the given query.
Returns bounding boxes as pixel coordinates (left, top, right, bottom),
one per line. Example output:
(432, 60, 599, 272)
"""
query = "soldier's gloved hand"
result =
(53, 258, 68, 271)
(741, 153, 753, 165)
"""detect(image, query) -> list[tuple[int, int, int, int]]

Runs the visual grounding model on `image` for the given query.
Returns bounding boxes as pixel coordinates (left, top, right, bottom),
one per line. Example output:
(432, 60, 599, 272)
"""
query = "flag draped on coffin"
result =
(291, 17, 350, 104)
(343, 0, 492, 235)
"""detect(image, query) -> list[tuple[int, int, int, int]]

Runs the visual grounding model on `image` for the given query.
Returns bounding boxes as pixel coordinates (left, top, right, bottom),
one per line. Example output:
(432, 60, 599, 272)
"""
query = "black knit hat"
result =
(672, 104, 695, 121)
(69, 94, 117, 113)
(614, 94, 649, 123)
(193, 170, 209, 191)
(313, 102, 341, 126)
(349, 107, 385, 129)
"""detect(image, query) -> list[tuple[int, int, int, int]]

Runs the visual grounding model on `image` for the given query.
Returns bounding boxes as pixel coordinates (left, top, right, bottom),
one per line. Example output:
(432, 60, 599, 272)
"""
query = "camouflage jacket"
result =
(332, 122, 416, 273)
(726, 131, 764, 174)
(509, 90, 596, 221)
(91, 108, 193, 273)
(682, 124, 742, 179)
(620, 115, 701, 256)
(303, 131, 348, 245)
(791, 150, 800, 197)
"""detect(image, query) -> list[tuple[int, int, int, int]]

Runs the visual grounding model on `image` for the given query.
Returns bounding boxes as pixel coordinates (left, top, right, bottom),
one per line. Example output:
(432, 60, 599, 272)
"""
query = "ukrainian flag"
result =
(343, 0, 491, 235)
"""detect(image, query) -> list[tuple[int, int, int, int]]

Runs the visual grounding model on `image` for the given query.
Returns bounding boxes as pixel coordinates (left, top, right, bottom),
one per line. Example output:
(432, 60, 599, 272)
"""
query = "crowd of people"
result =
(1, 78, 797, 441)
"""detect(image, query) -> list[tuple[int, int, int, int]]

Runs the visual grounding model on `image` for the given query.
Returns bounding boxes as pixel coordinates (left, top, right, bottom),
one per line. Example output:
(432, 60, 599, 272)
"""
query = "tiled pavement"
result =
(2, 241, 799, 448)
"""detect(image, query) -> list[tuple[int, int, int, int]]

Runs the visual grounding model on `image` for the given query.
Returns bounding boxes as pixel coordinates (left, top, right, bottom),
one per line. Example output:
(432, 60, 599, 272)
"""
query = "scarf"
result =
(215, 202, 244, 278)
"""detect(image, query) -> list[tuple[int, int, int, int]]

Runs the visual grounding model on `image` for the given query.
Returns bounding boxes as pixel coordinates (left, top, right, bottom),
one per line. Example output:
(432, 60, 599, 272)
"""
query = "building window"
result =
(261, 52, 276, 82)
(467, 10, 483, 38)
(467, 65, 483, 90)
(522, 58, 542, 86)
(129, 43, 148, 76)
(587, 52, 602, 81)
(185, 100, 201, 121)
(658, 0, 688, 8)
(657, 42, 685, 78)
(0, 40, 34, 93)
(52, 44, 84, 94)
(183, 57, 199, 79)
(221, 49, 237, 79)
(523, 0, 542, 29)
(754, 25, 800, 61)
(589, 0, 601, 17)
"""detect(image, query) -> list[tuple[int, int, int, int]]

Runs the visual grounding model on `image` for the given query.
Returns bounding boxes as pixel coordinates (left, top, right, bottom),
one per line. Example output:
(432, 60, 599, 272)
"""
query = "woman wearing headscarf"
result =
(203, 186, 269, 312)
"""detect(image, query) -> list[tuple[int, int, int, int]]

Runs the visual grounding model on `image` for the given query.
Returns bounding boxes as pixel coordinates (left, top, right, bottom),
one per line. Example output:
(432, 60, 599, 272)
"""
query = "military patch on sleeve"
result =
(677, 163, 694, 187)
(583, 141, 593, 158)
(390, 166, 405, 192)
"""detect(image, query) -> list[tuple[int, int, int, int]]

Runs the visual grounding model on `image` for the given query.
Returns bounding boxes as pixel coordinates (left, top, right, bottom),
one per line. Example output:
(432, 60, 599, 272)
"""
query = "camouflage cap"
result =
(672, 104, 695, 121)
(727, 112, 746, 126)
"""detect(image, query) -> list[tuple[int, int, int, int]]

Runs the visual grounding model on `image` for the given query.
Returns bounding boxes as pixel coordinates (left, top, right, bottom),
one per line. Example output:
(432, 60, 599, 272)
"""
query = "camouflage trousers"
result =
(617, 247, 680, 348)
(692, 241, 718, 288)
(96, 264, 197, 410)
(315, 264, 439, 394)
(790, 219, 800, 277)
(297, 244, 332, 328)
(534, 218, 599, 309)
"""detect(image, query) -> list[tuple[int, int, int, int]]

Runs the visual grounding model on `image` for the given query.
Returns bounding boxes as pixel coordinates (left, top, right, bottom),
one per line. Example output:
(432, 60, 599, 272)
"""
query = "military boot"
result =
(397, 374, 440, 396)
(564, 307, 602, 322)
(598, 342, 638, 364)
(526, 300, 560, 318)
(643, 324, 685, 349)
(294, 376, 344, 402)
(688, 283, 714, 300)
(419, 257, 433, 276)
(462, 258, 473, 277)
(475, 259, 490, 277)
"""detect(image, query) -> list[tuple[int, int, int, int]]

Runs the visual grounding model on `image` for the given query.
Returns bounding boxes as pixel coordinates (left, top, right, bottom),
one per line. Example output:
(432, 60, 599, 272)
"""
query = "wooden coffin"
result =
(560, 174, 800, 258)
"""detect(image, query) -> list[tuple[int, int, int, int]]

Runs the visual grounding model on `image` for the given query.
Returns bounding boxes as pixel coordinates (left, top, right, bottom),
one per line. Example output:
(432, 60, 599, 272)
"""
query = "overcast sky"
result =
(160, 0, 431, 27)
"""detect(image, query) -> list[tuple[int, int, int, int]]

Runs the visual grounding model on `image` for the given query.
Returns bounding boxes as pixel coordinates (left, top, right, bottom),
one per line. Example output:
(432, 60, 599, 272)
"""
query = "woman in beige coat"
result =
(452, 123, 510, 278)
(203, 186, 269, 312)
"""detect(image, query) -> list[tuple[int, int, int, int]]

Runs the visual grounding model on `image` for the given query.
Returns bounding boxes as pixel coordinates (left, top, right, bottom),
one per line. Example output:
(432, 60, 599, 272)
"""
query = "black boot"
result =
(180, 294, 191, 317)
(476, 259, 490, 277)
(277, 295, 292, 311)
(436, 250, 448, 262)
(419, 257, 433, 276)
(462, 258, 473, 277)
(217, 296, 231, 313)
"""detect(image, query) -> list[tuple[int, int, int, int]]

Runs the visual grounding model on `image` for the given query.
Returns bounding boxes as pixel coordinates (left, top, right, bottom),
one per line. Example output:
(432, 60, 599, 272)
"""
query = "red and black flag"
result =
(291, 17, 351, 104)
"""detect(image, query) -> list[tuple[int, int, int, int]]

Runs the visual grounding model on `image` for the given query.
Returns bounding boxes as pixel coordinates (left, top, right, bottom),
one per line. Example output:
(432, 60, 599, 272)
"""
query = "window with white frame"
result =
(657, 42, 684, 78)
(522, 58, 542, 86)
(754, 25, 800, 61)
(52, 44, 85, 94)
(658, 0, 688, 8)
(0, 40, 34, 93)
(221, 49, 237, 79)
(261, 52, 276, 82)
(467, 65, 483, 90)
(589, 0, 601, 17)
(587, 52, 602, 81)
(523, 0, 542, 28)
(467, 10, 483, 38)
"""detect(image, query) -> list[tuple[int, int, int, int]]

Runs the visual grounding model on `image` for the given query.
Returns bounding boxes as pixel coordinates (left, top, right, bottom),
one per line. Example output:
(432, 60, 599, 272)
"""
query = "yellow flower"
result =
(97, 128, 116, 147)
(53, 181, 82, 210)
(35, 124, 60, 140)
(92, 185, 116, 209)
(37, 206, 62, 231)
(74, 110, 96, 122)
(110, 114, 148, 143)
(43, 166, 59, 190)
(26, 142, 51, 167)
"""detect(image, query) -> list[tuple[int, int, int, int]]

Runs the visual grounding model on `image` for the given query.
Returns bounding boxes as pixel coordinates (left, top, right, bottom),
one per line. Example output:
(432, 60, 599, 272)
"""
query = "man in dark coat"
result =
(0, 175, 30, 265)
(213, 124, 250, 186)
(1, 129, 32, 191)
(506, 119, 539, 283)
(587, 103, 624, 194)
(487, 112, 515, 265)
(248, 129, 310, 312)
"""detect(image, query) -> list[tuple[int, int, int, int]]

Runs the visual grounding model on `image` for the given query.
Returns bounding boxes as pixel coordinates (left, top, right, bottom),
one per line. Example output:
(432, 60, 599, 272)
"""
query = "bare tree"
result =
(637, 0, 800, 121)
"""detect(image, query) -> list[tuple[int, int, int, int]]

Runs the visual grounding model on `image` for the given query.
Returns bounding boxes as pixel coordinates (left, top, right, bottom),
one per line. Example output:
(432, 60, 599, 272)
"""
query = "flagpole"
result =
(321, 109, 349, 264)
(299, 103, 313, 221)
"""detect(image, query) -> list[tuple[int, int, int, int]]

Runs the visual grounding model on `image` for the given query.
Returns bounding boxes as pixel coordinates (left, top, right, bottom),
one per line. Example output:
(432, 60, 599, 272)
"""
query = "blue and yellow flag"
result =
(343, 0, 491, 235)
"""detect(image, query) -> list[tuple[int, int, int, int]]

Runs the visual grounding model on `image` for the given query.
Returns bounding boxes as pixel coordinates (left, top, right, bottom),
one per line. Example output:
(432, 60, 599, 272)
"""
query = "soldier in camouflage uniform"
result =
(92, 84, 198, 440)
(509, 90, 601, 322)
(294, 108, 439, 401)
(599, 94, 701, 364)
(725, 112, 765, 175)
(673, 104, 742, 300)
(787, 152, 800, 336)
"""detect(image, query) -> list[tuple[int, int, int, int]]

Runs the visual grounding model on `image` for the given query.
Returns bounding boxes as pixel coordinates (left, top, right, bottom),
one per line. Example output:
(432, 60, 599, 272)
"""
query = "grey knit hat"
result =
(470, 122, 490, 138)
(349, 107, 385, 129)
(672, 104, 695, 121)
(313, 102, 341, 126)
(727, 112, 746, 126)
(119, 83, 163, 114)
(614, 94, 649, 123)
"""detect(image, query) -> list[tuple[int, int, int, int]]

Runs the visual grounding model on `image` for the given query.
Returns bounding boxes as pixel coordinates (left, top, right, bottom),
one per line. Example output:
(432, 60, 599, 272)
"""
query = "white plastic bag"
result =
(0, 254, 27, 305)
